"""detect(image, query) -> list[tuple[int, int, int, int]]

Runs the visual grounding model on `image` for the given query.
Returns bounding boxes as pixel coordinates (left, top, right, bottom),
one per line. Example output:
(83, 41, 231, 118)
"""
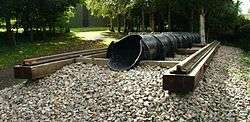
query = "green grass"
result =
(0, 27, 125, 70)
(0, 33, 106, 69)
(71, 27, 109, 32)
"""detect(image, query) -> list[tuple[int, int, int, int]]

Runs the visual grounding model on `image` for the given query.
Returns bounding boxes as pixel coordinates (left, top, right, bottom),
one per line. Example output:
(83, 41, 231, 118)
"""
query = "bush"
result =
(236, 24, 250, 51)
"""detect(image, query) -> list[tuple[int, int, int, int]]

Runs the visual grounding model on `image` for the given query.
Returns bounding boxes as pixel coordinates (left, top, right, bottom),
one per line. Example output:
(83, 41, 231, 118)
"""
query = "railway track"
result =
(14, 41, 220, 93)
(163, 41, 220, 92)
(14, 48, 107, 79)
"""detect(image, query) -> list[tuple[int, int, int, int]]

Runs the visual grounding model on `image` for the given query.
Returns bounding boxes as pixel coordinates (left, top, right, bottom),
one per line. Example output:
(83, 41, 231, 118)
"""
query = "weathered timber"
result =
(176, 48, 200, 55)
(23, 48, 107, 66)
(139, 61, 180, 68)
(77, 57, 180, 68)
(175, 41, 217, 74)
(15, 59, 75, 79)
(163, 42, 220, 92)
(84, 52, 107, 58)
(76, 58, 108, 66)
(192, 43, 205, 47)
(14, 48, 107, 79)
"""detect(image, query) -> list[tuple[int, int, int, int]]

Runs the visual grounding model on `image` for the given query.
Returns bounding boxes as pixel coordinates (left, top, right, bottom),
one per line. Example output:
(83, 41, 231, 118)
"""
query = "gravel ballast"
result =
(0, 46, 249, 121)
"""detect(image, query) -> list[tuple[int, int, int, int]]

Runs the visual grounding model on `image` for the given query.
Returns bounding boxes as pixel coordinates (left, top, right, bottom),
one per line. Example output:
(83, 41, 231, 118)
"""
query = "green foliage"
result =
(86, 0, 132, 18)
(0, 32, 105, 69)
(84, 0, 247, 37)
(0, 0, 82, 33)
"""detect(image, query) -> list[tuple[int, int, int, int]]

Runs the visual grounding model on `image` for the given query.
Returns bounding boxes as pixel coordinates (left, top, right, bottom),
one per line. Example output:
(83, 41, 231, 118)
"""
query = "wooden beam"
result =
(23, 48, 107, 66)
(176, 48, 200, 55)
(139, 60, 180, 68)
(84, 52, 107, 58)
(192, 43, 205, 47)
(163, 42, 220, 93)
(77, 57, 180, 68)
(76, 58, 108, 66)
(14, 59, 75, 79)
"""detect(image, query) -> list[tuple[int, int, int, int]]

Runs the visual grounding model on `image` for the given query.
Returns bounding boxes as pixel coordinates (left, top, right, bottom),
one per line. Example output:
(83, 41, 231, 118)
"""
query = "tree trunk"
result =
(137, 16, 140, 31)
(158, 12, 165, 32)
(5, 17, 15, 46)
(117, 15, 121, 33)
(150, 13, 156, 32)
(109, 17, 115, 32)
(190, 9, 194, 32)
(123, 14, 127, 33)
(141, 7, 145, 32)
(168, 5, 172, 31)
(200, 8, 206, 44)
(65, 27, 70, 33)
(42, 27, 46, 40)
(6, 17, 11, 33)
(52, 26, 56, 34)
(29, 26, 34, 42)
(128, 12, 133, 32)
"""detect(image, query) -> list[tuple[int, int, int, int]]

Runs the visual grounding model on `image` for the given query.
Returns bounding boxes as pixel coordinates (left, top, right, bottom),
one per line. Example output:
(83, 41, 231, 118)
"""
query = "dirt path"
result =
(73, 31, 123, 45)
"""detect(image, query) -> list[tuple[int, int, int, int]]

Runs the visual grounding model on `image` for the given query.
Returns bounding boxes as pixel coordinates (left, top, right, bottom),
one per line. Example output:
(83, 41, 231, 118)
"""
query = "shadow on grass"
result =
(101, 31, 125, 40)
(0, 32, 107, 70)
(71, 27, 109, 32)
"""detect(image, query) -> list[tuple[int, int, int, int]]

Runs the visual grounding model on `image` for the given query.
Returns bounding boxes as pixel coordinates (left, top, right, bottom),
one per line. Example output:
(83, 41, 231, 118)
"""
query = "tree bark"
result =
(190, 9, 194, 32)
(168, 5, 172, 31)
(109, 17, 115, 32)
(5, 17, 16, 46)
(5, 17, 11, 33)
(117, 15, 121, 33)
(150, 13, 156, 32)
(123, 14, 127, 33)
(128, 12, 133, 32)
(137, 16, 140, 31)
(141, 7, 145, 32)
(200, 8, 206, 44)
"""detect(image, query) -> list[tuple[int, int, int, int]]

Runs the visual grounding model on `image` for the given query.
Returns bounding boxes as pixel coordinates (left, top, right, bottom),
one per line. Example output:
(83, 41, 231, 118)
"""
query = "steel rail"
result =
(23, 48, 107, 66)
(175, 41, 218, 74)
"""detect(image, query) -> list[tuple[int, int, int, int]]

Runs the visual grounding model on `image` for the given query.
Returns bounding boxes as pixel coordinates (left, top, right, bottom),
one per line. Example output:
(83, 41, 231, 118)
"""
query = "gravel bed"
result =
(0, 46, 249, 121)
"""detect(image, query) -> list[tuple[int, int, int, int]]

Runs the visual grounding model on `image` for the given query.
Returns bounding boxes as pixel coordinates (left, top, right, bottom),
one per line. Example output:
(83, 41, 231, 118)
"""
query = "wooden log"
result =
(163, 42, 220, 93)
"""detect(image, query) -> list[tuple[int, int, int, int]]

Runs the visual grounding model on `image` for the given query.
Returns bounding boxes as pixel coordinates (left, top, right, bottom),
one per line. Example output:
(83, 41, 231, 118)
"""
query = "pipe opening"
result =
(107, 35, 143, 71)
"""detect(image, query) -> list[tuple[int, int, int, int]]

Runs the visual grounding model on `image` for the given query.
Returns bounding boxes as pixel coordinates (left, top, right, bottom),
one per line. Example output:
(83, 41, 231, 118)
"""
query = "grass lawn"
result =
(71, 27, 109, 32)
(0, 33, 106, 69)
(71, 27, 125, 45)
(0, 27, 125, 70)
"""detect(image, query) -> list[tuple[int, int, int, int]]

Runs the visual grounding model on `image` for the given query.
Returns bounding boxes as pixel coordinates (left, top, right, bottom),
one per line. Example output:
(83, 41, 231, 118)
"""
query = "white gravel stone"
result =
(0, 46, 249, 121)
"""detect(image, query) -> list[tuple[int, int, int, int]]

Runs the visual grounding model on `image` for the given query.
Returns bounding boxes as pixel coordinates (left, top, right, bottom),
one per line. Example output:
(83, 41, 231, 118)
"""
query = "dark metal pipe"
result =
(107, 32, 201, 71)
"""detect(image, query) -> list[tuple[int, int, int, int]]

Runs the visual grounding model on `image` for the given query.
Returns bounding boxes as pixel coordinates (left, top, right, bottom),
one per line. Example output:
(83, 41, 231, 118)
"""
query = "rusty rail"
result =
(14, 48, 107, 79)
(174, 41, 219, 74)
(163, 41, 221, 92)
(23, 48, 107, 66)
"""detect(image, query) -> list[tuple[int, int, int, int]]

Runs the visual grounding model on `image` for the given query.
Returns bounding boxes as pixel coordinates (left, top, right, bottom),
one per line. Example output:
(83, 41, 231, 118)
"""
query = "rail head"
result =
(175, 41, 219, 74)
(23, 48, 107, 66)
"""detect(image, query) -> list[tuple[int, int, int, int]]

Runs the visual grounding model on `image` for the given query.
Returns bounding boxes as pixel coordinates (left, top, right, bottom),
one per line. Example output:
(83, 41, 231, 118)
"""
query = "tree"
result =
(86, 0, 132, 32)
(0, 0, 82, 44)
